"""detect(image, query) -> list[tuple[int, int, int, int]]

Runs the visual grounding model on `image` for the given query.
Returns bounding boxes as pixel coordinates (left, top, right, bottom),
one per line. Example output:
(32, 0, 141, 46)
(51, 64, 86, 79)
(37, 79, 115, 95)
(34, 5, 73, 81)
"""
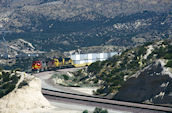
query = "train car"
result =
(70, 52, 119, 67)
(47, 57, 74, 70)
(32, 57, 74, 72)
(32, 61, 42, 72)
(63, 58, 74, 67)
(32, 60, 47, 72)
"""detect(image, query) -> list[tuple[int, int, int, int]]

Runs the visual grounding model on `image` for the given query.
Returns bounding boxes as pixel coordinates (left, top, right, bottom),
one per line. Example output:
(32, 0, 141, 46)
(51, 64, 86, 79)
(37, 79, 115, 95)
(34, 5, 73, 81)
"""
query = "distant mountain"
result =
(0, 0, 171, 52)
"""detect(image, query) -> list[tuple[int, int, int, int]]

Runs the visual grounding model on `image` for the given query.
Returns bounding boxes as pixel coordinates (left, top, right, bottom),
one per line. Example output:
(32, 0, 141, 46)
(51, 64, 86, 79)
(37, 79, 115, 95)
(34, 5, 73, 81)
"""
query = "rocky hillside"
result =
(0, 0, 171, 51)
(114, 60, 172, 104)
(74, 39, 172, 104)
(0, 38, 43, 57)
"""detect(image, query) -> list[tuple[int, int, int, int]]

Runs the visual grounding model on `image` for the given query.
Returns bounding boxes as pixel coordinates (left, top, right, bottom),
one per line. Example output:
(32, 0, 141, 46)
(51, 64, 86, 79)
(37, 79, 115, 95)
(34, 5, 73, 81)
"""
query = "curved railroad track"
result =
(42, 88, 172, 113)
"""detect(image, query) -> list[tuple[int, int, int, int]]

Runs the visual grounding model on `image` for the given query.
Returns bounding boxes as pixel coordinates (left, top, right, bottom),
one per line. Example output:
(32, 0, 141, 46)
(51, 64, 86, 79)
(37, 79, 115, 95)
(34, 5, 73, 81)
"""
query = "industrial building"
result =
(70, 52, 119, 67)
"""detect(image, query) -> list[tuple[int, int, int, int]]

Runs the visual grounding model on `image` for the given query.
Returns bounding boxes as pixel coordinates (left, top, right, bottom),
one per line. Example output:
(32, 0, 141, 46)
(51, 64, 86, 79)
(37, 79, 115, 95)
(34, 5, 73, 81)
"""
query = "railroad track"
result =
(42, 88, 172, 113)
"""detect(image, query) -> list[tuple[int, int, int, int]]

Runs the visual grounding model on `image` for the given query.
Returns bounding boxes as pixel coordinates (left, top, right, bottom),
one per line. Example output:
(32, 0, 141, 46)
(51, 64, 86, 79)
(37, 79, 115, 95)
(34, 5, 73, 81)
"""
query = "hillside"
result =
(73, 39, 172, 104)
(0, 0, 171, 52)
(0, 38, 43, 57)
(114, 59, 172, 104)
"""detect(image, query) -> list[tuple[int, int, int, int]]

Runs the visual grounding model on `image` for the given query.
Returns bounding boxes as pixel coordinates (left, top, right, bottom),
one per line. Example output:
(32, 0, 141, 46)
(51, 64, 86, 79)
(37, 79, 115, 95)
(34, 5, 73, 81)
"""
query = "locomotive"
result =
(32, 57, 74, 72)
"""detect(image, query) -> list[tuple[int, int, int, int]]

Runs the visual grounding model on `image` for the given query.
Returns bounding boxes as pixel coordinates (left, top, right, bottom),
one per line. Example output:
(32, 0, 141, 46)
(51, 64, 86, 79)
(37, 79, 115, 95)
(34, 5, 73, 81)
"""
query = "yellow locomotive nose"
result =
(53, 58, 60, 67)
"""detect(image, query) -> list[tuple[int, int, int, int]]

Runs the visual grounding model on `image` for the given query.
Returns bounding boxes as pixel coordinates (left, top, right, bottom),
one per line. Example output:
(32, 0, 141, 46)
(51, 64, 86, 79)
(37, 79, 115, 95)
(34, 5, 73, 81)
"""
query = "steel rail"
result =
(42, 88, 172, 112)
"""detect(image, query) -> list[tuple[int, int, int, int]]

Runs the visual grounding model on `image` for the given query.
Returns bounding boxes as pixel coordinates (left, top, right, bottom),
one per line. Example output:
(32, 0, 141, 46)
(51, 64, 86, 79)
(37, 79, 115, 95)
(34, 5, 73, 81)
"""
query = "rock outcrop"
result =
(0, 72, 52, 113)
(114, 60, 172, 104)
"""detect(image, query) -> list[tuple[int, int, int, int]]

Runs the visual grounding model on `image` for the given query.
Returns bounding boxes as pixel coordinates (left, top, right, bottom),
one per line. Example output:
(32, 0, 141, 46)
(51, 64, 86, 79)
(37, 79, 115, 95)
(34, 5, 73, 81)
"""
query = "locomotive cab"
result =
(32, 61, 42, 72)
(32, 60, 47, 72)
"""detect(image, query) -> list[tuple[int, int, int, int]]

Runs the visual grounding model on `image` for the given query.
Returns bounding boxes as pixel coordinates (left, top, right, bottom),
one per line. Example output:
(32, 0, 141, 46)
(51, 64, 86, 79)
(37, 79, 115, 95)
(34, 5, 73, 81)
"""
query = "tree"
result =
(0, 72, 20, 98)
(93, 107, 108, 113)
(83, 110, 88, 113)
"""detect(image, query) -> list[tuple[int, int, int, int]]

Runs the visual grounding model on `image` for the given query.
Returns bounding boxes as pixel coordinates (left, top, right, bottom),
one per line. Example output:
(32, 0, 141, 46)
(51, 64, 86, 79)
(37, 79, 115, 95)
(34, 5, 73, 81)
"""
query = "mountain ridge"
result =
(0, 0, 171, 52)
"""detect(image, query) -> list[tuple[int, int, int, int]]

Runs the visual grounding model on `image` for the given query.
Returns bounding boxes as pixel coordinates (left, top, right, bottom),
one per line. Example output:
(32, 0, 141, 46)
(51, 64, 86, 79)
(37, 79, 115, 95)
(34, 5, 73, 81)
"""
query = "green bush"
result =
(137, 46, 147, 56)
(5, 84, 15, 94)
(2, 72, 11, 82)
(18, 80, 28, 88)
(0, 83, 16, 98)
(0, 72, 20, 98)
(0, 90, 4, 97)
(93, 107, 108, 113)
(62, 74, 69, 80)
(11, 75, 20, 84)
(96, 88, 104, 95)
(165, 60, 172, 68)
(83, 110, 88, 113)
(88, 61, 101, 73)
(164, 53, 172, 59)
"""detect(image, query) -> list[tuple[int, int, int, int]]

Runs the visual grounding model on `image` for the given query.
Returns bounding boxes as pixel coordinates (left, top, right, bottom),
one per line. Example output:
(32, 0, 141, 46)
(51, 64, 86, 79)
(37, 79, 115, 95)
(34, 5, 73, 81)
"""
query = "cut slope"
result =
(114, 60, 172, 104)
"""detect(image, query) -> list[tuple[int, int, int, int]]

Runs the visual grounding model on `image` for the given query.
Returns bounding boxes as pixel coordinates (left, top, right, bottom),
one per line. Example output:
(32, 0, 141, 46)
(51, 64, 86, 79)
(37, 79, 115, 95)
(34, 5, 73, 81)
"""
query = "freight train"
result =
(32, 57, 74, 72)
(32, 52, 119, 72)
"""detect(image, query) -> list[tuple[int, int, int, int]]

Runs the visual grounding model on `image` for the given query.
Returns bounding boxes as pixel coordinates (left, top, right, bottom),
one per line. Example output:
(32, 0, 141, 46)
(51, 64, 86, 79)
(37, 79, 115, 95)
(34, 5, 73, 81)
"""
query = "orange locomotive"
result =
(32, 58, 74, 72)
(32, 60, 47, 72)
